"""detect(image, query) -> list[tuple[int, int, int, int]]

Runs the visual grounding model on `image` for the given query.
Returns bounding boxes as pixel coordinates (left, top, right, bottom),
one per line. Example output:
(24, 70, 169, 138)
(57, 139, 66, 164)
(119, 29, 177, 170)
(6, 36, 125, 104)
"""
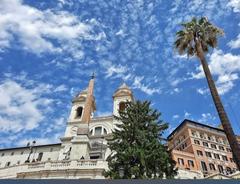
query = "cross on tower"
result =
(91, 72, 95, 79)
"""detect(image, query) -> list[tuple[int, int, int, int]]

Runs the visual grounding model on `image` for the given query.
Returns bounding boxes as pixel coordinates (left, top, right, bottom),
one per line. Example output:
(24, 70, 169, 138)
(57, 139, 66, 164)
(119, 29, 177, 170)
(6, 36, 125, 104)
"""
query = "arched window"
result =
(95, 127, 102, 136)
(76, 106, 83, 118)
(218, 165, 224, 174)
(119, 102, 126, 112)
(90, 127, 108, 136)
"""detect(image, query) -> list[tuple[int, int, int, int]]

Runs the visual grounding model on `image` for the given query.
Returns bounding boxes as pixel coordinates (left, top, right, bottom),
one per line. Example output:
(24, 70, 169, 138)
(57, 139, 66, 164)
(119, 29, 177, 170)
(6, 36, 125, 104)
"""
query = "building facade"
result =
(168, 119, 238, 179)
(0, 77, 133, 179)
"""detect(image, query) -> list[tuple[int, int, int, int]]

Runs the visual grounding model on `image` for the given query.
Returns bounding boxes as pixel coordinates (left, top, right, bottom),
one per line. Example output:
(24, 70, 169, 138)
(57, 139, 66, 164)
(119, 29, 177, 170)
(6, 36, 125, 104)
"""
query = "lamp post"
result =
(25, 140, 36, 163)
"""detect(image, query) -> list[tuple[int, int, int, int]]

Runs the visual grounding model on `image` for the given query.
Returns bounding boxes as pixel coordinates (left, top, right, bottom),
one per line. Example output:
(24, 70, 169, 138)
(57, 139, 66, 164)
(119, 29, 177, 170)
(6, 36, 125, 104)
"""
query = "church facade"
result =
(0, 76, 133, 179)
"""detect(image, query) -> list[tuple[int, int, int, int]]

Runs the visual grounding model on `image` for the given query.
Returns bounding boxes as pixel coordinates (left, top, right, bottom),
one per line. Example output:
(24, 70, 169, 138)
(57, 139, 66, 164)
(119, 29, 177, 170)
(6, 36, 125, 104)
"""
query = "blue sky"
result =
(0, 0, 240, 148)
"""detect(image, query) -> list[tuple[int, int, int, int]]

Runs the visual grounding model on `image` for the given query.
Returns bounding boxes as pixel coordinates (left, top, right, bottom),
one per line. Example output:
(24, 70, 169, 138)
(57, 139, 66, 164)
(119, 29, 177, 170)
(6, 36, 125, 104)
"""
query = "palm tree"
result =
(174, 17, 240, 170)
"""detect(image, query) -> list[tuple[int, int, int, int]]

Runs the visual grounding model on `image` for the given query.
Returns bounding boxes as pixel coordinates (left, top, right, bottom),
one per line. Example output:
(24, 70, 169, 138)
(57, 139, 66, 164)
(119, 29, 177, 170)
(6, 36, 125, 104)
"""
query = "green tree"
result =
(174, 17, 240, 169)
(104, 100, 177, 179)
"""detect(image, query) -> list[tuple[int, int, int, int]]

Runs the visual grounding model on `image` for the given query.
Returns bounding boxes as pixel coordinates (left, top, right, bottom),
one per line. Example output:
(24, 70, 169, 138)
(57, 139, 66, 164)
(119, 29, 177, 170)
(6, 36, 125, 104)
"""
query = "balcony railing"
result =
(0, 159, 108, 179)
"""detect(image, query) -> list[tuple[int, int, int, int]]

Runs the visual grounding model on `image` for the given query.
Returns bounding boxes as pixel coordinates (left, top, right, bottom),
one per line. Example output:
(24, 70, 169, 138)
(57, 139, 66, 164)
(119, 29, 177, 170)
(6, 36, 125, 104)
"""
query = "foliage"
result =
(104, 100, 177, 179)
(174, 17, 224, 57)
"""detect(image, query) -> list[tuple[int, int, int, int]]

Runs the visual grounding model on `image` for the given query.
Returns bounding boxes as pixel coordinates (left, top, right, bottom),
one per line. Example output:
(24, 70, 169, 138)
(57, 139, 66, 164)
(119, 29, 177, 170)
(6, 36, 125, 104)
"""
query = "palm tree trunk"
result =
(196, 42, 240, 170)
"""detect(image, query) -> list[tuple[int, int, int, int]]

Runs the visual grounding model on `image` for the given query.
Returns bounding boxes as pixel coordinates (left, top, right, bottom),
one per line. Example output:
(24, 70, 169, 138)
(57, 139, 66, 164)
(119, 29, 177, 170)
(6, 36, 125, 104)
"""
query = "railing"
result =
(0, 159, 108, 178)
(77, 161, 97, 166)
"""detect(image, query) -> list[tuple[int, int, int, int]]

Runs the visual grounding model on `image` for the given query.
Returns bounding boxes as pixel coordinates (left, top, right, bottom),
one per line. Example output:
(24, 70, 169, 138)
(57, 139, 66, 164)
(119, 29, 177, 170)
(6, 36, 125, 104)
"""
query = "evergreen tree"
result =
(104, 100, 177, 179)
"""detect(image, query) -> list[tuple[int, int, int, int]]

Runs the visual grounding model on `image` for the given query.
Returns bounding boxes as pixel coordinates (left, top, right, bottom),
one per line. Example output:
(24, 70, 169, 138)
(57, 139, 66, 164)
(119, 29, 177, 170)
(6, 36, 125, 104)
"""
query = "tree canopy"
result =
(174, 17, 224, 57)
(104, 100, 176, 179)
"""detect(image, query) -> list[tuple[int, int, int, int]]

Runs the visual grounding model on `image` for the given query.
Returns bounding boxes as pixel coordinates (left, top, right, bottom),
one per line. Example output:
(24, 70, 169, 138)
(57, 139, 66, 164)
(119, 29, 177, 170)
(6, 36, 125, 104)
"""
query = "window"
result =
(5, 162, 10, 167)
(178, 158, 184, 165)
(1, 153, 4, 157)
(209, 163, 216, 170)
(21, 151, 24, 155)
(208, 136, 211, 140)
(91, 127, 108, 136)
(90, 155, 100, 159)
(218, 165, 224, 174)
(50, 148, 53, 152)
(37, 152, 43, 161)
(95, 127, 102, 136)
(205, 151, 212, 158)
(76, 106, 83, 118)
(180, 142, 187, 150)
(200, 133, 205, 139)
(191, 131, 197, 137)
(194, 140, 200, 145)
(211, 144, 217, 149)
(203, 142, 208, 147)
(230, 158, 234, 163)
(222, 155, 228, 161)
(197, 150, 203, 156)
(17, 161, 20, 165)
(219, 146, 225, 151)
(119, 102, 127, 112)
(188, 160, 194, 167)
(11, 152, 14, 156)
(214, 153, 220, 160)
(226, 148, 232, 152)
(226, 167, 232, 174)
(201, 161, 208, 172)
(48, 158, 51, 161)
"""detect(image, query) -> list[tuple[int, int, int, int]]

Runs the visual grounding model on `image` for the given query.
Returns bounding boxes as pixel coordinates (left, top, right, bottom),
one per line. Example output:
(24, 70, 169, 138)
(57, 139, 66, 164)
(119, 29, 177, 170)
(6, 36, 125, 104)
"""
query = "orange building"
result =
(168, 119, 238, 177)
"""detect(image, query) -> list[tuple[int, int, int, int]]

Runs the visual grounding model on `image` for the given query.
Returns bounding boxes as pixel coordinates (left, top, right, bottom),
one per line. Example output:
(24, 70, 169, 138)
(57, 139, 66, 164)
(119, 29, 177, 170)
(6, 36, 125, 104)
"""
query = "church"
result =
(0, 76, 239, 179)
(0, 75, 134, 179)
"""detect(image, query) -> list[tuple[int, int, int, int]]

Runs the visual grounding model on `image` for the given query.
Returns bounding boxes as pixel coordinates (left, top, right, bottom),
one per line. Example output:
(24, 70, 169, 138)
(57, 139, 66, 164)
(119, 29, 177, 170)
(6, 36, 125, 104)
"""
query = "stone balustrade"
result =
(0, 159, 107, 179)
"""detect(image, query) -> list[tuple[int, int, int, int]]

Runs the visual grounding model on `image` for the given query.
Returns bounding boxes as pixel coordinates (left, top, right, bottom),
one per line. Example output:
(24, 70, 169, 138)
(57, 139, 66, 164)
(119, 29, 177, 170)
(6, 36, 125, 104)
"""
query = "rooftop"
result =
(167, 119, 225, 140)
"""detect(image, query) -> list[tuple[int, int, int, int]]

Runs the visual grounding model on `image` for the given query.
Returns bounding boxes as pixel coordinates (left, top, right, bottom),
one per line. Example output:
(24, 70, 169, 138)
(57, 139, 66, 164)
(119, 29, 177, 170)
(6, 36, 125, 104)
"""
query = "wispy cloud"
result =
(0, 0, 104, 57)
(132, 76, 161, 95)
(192, 50, 240, 95)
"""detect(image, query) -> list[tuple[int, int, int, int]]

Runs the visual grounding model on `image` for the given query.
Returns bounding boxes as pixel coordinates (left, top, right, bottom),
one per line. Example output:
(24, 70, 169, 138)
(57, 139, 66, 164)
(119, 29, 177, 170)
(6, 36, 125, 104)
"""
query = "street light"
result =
(25, 140, 36, 163)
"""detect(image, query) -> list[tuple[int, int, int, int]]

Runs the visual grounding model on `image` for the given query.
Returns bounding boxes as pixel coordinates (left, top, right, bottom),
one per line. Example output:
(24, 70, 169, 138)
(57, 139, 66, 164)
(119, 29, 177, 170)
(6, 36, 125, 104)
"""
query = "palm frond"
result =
(174, 16, 224, 57)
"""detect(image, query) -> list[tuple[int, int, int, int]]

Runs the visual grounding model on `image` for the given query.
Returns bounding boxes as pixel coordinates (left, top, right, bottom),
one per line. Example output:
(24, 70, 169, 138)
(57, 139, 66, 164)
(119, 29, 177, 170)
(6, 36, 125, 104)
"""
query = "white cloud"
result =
(173, 114, 180, 119)
(132, 76, 161, 95)
(16, 133, 61, 147)
(196, 88, 208, 95)
(197, 113, 217, 125)
(0, 0, 102, 57)
(227, 0, 240, 49)
(0, 79, 53, 133)
(184, 112, 191, 118)
(228, 0, 240, 12)
(228, 34, 240, 49)
(192, 50, 240, 94)
(54, 84, 68, 92)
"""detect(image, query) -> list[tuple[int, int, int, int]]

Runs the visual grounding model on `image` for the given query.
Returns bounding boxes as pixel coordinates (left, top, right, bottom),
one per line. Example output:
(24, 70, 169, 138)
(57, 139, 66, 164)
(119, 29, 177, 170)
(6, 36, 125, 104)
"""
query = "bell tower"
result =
(63, 74, 96, 138)
(113, 83, 133, 116)
(60, 74, 96, 160)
